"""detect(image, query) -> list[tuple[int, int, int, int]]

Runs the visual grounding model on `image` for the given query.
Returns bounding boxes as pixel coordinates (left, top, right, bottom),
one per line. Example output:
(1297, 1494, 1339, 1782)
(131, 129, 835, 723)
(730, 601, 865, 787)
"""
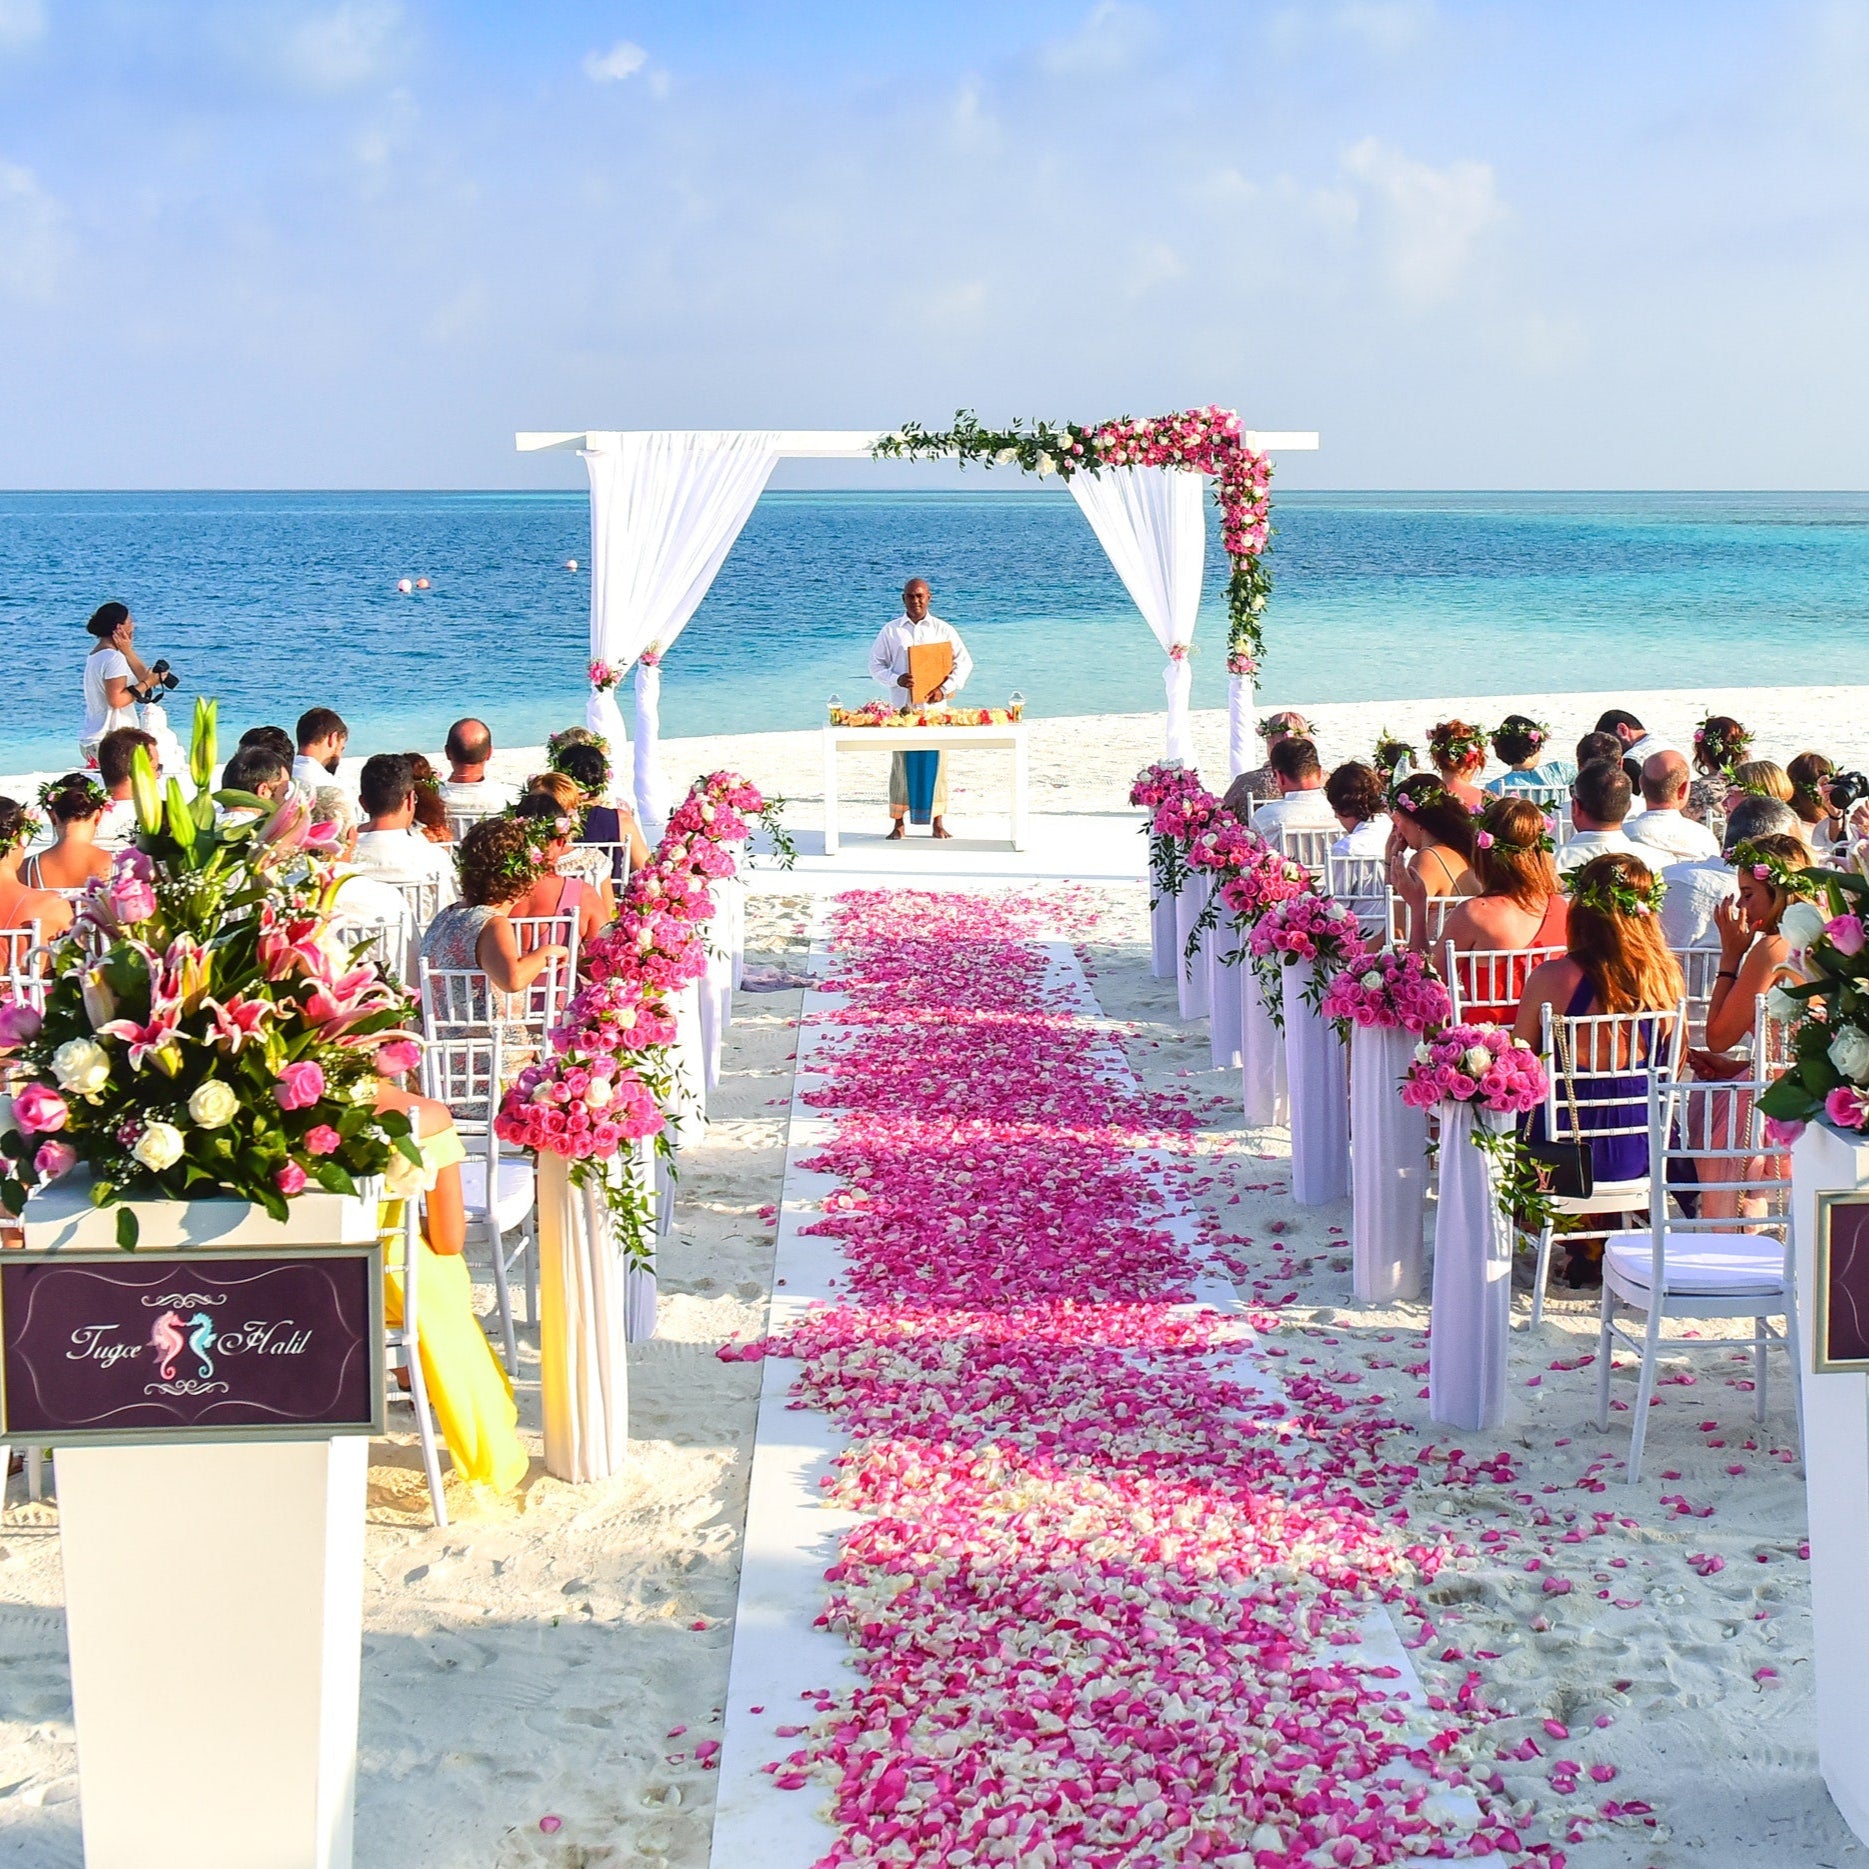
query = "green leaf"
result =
(394, 1134, 424, 1169)
(1758, 1076, 1812, 1120)
(310, 1160, 358, 1196)
(1, 1177, 27, 1217)
(89, 1178, 115, 1208)
(115, 1206, 141, 1251)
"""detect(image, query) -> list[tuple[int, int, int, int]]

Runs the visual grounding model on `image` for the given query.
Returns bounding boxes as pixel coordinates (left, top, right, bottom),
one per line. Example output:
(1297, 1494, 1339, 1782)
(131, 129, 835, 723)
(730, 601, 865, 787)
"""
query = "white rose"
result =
(1463, 1046, 1493, 1077)
(1781, 900, 1828, 952)
(1830, 1025, 1869, 1085)
(52, 1037, 111, 1097)
(1765, 986, 1806, 1026)
(131, 1121, 185, 1172)
(1035, 451, 1056, 476)
(1414, 1042, 1435, 1065)
(1360, 970, 1385, 991)
(994, 447, 1019, 467)
(187, 1079, 240, 1129)
(584, 1077, 614, 1110)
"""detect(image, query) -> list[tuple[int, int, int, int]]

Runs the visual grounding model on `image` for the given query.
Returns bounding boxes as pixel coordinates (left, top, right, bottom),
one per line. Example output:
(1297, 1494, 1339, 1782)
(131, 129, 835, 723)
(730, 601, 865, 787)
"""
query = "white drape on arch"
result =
(1066, 465, 1204, 767)
(581, 430, 781, 833)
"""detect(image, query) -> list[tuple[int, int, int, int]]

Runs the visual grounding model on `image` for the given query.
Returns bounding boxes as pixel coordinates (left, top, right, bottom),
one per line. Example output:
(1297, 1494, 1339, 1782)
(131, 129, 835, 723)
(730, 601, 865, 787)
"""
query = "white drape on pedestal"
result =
(582, 430, 781, 830)
(1227, 671, 1256, 780)
(1208, 913, 1244, 1072)
(670, 980, 707, 1150)
(1067, 466, 1205, 766)
(632, 660, 663, 836)
(1429, 1104, 1513, 1431)
(537, 1151, 631, 1482)
(1286, 961, 1350, 1205)
(1150, 874, 1177, 979)
(1349, 1023, 1429, 1302)
(1173, 873, 1211, 1021)
(1241, 962, 1288, 1128)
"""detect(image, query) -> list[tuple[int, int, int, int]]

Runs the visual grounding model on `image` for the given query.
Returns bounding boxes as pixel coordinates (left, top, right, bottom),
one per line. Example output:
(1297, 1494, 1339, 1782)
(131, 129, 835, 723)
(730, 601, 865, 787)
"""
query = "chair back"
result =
(1325, 855, 1394, 949)
(508, 910, 579, 1037)
(1440, 941, 1565, 1025)
(1408, 894, 1460, 951)
(1513, 783, 1571, 809)
(0, 923, 46, 1009)
(560, 843, 628, 891)
(420, 1033, 502, 1138)
(419, 960, 500, 1040)
(444, 804, 503, 842)
(1275, 824, 1336, 878)
(1646, 1068, 1792, 1283)
(1674, 945, 1724, 1047)
(342, 917, 415, 988)
(376, 873, 444, 937)
(1547, 804, 1577, 851)
(1539, 997, 1688, 1156)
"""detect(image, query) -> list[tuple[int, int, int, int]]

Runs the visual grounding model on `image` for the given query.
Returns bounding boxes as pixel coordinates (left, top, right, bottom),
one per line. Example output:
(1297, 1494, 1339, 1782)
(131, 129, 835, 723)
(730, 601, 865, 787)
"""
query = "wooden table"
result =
(821, 722, 1029, 854)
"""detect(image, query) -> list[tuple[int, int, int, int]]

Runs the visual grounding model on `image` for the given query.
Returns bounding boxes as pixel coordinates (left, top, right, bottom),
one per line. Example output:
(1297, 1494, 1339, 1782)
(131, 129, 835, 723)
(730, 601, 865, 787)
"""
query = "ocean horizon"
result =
(6, 487, 1869, 772)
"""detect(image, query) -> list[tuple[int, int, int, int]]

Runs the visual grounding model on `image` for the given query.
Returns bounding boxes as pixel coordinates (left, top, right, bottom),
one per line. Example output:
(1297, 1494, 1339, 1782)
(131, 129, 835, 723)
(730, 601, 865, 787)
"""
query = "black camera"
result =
(130, 659, 181, 705)
(1827, 770, 1869, 815)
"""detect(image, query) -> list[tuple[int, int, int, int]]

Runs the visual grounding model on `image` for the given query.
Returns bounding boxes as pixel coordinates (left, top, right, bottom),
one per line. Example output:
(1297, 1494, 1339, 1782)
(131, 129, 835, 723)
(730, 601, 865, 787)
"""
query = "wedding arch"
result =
(515, 412, 1317, 831)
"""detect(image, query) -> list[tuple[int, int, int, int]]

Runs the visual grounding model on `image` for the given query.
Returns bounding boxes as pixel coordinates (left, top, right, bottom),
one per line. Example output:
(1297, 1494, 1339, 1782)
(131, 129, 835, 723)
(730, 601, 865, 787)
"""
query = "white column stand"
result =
(1240, 960, 1288, 1129)
(1285, 961, 1350, 1205)
(1149, 871, 1177, 979)
(699, 920, 734, 1095)
(670, 979, 707, 1150)
(1793, 1122, 1869, 1849)
(57, 1436, 368, 1869)
(1349, 1023, 1429, 1301)
(1207, 915, 1244, 1072)
(1226, 669, 1256, 779)
(1173, 873, 1212, 1021)
(727, 865, 747, 991)
(537, 1151, 631, 1482)
(1428, 1104, 1513, 1431)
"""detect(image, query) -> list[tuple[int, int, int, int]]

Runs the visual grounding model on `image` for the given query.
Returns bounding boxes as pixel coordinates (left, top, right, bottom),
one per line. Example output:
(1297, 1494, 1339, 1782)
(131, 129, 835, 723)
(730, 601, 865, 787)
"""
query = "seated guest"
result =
(1727, 758, 1794, 816)
(1596, 707, 1676, 772)
(547, 739, 651, 875)
(1787, 751, 1844, 851)
(1658, 795, 1801, 950)
(314, 787, 417, 940)
(507, 793, 615, 948)
(220, 742, 293, 807)
(1485, 714, 1572, 794)
(1688, 714, 1750, 835)
(22, 773, 114, 892)
(237, 724, 296, 772)
(1426, 719, 1489, 809)
(1443, 796, 1567, 954)
(0, 798, 73, 940)
(1562, 760, 1638, 862)
(439, 718, 517, 813)
(352, 754, 456, 897)
(406, 753, 454, 844)
(1223, 711, 1310, 816)
(294, 707, 353, 803)
(1250, 737, 1338, 840)
(95, 725, 157, 848)
(1573, 730, 1624, 777)
(1325, 761, 1391, 858)
(1625, 750, 1720, 862)
(1387, 774, 1480, 950)
(1516, 851, 1684, 1287)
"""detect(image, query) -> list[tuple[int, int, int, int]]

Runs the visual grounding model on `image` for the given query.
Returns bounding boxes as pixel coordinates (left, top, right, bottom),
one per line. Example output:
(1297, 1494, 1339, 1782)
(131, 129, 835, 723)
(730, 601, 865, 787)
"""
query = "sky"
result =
(0, 0, 1865, 489)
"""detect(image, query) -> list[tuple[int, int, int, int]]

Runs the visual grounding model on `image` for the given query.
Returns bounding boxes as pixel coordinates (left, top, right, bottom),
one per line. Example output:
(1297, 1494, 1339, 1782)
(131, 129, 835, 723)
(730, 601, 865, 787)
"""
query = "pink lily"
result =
(205, 993, 270, 1053)
(98, 1005, 183, 1072)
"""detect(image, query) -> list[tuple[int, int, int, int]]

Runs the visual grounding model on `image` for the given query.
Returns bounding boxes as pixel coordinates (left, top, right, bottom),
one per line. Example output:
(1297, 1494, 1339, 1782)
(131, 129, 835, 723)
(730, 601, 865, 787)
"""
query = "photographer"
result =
(79, 601, 179, 768)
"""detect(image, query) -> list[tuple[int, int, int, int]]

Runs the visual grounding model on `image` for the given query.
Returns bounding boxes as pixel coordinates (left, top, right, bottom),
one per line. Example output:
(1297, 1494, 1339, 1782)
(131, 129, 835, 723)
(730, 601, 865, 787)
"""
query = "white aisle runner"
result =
(710, 919, 1495, 1869)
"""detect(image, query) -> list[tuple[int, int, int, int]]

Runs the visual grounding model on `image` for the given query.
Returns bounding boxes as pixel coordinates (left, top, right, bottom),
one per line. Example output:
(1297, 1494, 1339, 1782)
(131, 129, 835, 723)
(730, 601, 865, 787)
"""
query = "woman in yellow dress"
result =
(376, 1083, 531, 1497)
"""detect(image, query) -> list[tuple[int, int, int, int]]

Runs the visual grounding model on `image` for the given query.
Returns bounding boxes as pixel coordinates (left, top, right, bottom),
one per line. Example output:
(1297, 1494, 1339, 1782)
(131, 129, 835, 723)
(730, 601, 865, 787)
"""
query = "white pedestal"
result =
(58, 1437, 368, 1869)
(1429, 1104, 1512, 1431)
(1240, 962, 1288, 1129)
(1793, 1122, 1869, 1848)
(537, 1151, 631, 1483)
(1286, 962, 1350, 1206)
(671, 979, 707, 1150)
(1173, 875, 1211, 1021)
(1207, 921, 1245, 1072)
(1349, 1024, 1428, 1301)
(821, 722, 1028, 854)
(1150, 883, 1177, 980)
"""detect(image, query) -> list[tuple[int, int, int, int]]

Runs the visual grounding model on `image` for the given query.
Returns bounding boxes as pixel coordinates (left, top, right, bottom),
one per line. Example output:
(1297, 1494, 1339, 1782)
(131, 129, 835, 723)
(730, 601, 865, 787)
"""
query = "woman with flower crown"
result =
(1426, 719, 1489, 810)
(506, 790, 616, 951)
(0, 798, 73, 943)
(21, 773, 114, 893)
(1440, 797, 1568, 1020)
(1687, 714, 1750, 836)
(1515, 851, 1684, 1286)
(1484, 714, 1573, 795)
(1386, 773, 1480, 950)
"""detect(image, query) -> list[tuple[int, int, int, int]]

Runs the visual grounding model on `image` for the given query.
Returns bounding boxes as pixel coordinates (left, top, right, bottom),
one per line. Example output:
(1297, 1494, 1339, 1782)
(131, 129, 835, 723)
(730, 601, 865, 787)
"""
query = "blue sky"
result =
(0, 1, 1864, 488)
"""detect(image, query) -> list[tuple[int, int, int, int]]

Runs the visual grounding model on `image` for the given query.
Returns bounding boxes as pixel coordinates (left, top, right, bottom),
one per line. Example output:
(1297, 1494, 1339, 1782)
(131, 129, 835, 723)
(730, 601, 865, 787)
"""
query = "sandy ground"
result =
(2, 688, 1865, 1864)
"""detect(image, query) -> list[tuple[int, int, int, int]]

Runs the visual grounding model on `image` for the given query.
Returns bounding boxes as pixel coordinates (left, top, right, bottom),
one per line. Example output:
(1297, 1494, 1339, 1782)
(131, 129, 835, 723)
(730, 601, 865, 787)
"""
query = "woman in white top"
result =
(80, 602, 152, 763)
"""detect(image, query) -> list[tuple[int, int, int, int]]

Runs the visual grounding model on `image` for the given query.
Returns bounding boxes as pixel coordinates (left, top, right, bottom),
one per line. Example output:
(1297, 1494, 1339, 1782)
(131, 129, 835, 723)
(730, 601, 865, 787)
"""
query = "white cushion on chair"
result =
(1605, 1231, 1786, 1298)
(1549, 1177, 1649, 1215)
(459, 1156, 536, 1233)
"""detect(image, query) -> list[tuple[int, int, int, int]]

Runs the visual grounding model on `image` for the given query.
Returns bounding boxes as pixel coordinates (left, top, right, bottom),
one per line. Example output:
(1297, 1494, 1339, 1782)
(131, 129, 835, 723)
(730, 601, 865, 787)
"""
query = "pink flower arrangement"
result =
(1126, 761, 1187, 809)
(1148, 779, 1221, 844)
(1246, 890, 1365, 967)
(588, 658, 620, 691)
(495, 1051, 664, 1161)
(1321, 949, 1454, 1033)
(1184, 815, 1262, 877)
(1217, 847, 1312, 923)
(1401, 1023, 1548, 1114)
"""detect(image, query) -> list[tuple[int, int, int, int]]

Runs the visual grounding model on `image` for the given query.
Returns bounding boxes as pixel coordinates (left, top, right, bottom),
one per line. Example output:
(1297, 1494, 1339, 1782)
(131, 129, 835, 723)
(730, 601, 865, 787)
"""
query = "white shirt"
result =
(353, 826, 457, 902)
(1332, 814, 1392, 859)
(868, 615, 973, 704)
(1559, 827, 1638, 865)
(96, 796, 138, 850)
(1659, 856, 1735, 950)
(438, 776, 517, 814)
(1625, 731, 1677, 768)
(293, 753, 357, 809)
(1251, 788, 1339, 840)
(1625, 806, 1720, 863)
(82, 647, 137, 742)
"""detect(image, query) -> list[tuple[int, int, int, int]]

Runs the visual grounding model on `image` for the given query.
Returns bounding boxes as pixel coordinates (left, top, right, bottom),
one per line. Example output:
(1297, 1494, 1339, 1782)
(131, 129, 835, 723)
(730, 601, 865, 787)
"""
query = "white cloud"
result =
(584, 40, 648, 83)
(1341, 136, 1505, 306)
(1333, 1, 1435, 56)
(1040, 1, 1156, 76)
(0, 0, 45, 54)
(0, 160, 67, 300)
(273, 2, 406, 92)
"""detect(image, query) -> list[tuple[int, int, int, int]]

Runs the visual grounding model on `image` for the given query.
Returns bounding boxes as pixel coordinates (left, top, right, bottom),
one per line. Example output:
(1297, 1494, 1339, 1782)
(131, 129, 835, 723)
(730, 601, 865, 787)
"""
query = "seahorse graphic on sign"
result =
(149, 1309, 188, 1381)
(186, 1311, 217, 1381)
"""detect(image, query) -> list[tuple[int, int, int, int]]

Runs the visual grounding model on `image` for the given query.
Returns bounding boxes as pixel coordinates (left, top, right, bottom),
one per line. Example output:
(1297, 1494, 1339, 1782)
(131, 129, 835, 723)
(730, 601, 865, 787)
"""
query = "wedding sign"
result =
(0, 1247, 383, 1445)
(1814, 1190, 1869, 1372)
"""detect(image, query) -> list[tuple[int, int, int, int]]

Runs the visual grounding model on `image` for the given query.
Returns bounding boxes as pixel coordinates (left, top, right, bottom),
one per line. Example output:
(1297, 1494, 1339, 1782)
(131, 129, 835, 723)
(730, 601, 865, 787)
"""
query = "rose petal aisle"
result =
(739, 889, 1575, 1869)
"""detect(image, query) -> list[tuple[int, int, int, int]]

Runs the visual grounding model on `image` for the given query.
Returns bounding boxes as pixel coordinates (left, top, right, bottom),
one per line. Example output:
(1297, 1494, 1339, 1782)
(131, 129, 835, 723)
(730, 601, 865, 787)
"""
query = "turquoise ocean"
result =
(4, 489, 1867, 772)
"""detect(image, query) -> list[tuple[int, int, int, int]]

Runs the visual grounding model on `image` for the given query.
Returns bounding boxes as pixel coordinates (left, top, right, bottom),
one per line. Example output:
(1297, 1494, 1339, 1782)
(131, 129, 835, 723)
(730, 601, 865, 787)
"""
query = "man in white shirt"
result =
(293, 707, 356, 807)
(1596, 707, 1676, 778)
(867, 578, 974, 839)
(1324, 760, 1392, 858)
(94, 725, 157, 849)
(1659, 796, 1802, 949)
(351, 754, 457, 902)
(1560, 760, 1638, 864)
(1626, 750, 1720, 863)
(1251, 738, 1340, 842)
(438, 718, 517, 816)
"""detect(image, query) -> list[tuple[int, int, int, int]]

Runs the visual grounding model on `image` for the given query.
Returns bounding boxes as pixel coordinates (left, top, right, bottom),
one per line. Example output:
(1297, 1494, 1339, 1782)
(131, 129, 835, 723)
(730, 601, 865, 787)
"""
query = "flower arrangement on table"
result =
(1754, 859, 1869, 1138)
(1401, 1023, 1551, 1221)
(828, 701, 1024, 728)
(1321, 947, 1453, 1036)
(0, 701, 421, 1245)
(1246, 890, 1369, 1026)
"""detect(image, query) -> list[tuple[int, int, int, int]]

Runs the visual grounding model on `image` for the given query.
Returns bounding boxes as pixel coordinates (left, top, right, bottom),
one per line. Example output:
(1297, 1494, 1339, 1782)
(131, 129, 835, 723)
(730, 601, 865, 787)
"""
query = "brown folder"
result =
(906, 641, 955, 705)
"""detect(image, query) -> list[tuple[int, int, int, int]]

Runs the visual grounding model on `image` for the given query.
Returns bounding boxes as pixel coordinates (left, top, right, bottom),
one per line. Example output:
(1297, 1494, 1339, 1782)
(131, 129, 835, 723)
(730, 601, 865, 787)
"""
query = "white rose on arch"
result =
(1830, 1025, 1869, 1086)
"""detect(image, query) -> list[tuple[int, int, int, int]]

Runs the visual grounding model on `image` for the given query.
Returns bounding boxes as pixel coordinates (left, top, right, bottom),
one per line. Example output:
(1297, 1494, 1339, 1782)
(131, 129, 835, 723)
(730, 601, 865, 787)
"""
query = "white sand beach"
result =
(1, 687, 1864, 1866)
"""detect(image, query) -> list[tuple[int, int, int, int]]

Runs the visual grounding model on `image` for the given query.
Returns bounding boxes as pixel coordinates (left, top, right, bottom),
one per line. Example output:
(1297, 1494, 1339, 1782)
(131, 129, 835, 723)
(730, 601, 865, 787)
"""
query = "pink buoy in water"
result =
(396, 578, 413, 594)
(565, 558, 579, 571)
(415, 576, 430, 590)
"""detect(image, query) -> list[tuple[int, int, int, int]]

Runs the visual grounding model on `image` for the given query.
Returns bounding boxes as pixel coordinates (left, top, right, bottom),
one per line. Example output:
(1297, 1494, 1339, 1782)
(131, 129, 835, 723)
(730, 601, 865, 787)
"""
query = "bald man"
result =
(867, 578, 974, 839)
(1626, 748, 1720, 861)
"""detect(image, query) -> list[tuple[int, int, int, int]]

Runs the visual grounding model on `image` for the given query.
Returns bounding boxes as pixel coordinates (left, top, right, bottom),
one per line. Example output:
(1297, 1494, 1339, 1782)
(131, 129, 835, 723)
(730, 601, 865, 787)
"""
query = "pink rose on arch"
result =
(303, 1125, 342, 1156)
(275, 1061, 326, 1111)
(1826, 1085, 1869, 1131)
(0, 1001, 43, 1047)
(275, 1161, 308, 1195)
(14, 1082, 70, 1135)
(33, 1139, 77, 1181)
(1827, 914, 1867, 958)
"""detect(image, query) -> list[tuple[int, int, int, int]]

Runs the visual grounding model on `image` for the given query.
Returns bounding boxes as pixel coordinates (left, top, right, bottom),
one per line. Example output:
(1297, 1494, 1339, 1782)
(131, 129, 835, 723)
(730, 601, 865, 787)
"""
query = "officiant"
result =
(868, 577, 974, 839)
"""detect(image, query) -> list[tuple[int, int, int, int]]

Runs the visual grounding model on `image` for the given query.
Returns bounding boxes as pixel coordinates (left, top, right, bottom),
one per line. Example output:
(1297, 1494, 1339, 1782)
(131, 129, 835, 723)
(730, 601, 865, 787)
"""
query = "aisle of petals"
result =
(762, 890, 1572, 1868)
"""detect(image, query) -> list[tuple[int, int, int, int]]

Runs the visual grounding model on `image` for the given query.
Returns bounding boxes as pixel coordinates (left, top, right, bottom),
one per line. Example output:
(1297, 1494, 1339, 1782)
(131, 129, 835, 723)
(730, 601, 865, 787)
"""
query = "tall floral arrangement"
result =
(1401, 1024, 1551, 1222)
(1755, 864, 1869, 1136)
(0, 701, 420, 1245)
(1246, 891, 1369, 1026)
(876, 409, 1274, 670)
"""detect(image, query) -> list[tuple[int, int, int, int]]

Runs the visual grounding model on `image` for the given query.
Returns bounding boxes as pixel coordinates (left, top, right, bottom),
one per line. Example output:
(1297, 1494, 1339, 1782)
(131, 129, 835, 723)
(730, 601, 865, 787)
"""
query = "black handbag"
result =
(1522, 1019, 1594, 1202)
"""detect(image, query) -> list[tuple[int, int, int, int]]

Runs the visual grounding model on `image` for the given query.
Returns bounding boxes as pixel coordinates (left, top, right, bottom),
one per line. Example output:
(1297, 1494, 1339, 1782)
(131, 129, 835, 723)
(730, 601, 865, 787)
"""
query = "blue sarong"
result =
(902, 750, 940, 825)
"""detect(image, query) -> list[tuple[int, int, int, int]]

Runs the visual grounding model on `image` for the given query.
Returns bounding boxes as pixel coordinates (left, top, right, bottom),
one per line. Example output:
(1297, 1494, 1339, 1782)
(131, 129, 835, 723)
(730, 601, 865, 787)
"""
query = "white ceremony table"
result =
(821, 722, 1029, 853)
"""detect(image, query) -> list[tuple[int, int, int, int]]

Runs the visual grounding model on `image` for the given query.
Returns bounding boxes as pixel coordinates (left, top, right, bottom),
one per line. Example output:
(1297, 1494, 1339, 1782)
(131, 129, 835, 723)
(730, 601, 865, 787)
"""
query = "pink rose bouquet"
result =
(1401, 1023, 1548, 1114)
(1246, 890, 1369, 1024)
(1321, 949, 1453, 1035)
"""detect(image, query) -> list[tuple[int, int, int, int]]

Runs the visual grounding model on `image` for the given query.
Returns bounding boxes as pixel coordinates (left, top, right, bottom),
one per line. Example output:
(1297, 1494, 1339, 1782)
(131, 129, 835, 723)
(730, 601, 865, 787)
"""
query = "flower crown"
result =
(1562, 864, 1667, 918)
(1428, 720, 1488, 769)
(1731, 840, 1816, 900)
(1390, 778, 1462, 815)
(413, 773, 440, 795)
(547, 727, 609, 777)
(1475, 818, 1556, 856)
(39, 774, 109, 816)
(1, 810, 42, 853)
(1693, 716, 1752, 771)
(1258, 712, 1307, 740)
(483, 836, 548, 895)
(1494, 715, 1549, 753)
(1372, 733, 1415, 774)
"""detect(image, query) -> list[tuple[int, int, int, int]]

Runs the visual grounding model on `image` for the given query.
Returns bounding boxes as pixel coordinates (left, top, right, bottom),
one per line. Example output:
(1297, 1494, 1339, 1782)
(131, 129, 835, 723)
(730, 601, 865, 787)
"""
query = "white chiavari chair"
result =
(1674, 945, 1725, 1048)
(1512, 783, 1571, 811)
(1407, 895, 1461, 953)
(376, 872, 443, 939)
(1325, 855, 1394, 951)
(1526, 999, 1688, 1328)
(0, 924, 47, 1012)
(1597, 1069, 1800, 1483)
(382, 1188, 449, 1527)
(508, 911, 579, 1043)
(421, 1034, 535, 1376)
(1439, 941, 1566, 1026)
(1275, 824, 1337, 878)
(419, 961, 500, 1042)
(444, 803, 504, 842)
(341, 917, 416, 989)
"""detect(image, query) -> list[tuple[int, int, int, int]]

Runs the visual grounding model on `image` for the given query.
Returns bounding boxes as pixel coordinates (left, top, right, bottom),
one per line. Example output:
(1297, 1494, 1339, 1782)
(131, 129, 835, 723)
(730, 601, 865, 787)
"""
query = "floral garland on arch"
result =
(874, 407, 1275, 670)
